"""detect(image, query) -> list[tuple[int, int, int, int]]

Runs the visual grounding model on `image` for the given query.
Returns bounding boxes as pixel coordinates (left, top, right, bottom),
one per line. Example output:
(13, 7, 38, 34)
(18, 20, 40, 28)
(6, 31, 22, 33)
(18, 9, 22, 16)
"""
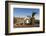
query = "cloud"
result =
(34, 14, 40, 20)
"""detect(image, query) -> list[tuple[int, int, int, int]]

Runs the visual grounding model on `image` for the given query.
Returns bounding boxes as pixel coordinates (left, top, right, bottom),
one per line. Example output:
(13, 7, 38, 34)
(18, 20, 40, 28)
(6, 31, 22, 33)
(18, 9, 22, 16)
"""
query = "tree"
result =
(31, 12, 36, 24)
(32, 12, 36, 17)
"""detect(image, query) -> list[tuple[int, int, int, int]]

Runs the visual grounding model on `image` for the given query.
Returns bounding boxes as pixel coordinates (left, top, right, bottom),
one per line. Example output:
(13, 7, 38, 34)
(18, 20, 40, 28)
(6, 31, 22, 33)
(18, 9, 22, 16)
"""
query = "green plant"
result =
(31, 12, 36, 24)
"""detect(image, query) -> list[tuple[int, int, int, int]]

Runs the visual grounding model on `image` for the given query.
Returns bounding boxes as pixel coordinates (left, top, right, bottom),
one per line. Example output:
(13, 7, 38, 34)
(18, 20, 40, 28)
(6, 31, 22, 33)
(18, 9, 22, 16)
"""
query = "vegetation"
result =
(14, 17, 17, 24)
(31, 12, 36, 24)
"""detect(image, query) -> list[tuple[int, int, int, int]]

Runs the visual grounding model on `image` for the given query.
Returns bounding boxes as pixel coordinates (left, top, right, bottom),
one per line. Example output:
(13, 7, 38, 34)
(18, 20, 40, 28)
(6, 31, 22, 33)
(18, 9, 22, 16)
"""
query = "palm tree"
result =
(32, 12, 36, 17)
(31, 12, 36, 24)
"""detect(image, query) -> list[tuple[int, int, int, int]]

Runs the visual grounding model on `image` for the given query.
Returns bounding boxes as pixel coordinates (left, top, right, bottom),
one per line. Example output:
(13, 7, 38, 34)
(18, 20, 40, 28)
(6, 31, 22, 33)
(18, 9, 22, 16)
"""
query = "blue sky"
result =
(13, 8, 39, 18)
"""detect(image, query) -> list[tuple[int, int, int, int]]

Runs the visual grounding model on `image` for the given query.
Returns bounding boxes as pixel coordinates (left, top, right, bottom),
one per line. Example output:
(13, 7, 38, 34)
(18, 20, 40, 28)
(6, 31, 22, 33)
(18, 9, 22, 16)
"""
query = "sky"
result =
(13, 8, 40, 20)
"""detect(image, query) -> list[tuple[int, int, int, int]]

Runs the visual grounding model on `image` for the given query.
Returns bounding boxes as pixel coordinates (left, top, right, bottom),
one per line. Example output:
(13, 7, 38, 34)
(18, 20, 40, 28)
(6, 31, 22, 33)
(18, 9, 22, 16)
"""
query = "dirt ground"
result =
(14, 23, 39, 28)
